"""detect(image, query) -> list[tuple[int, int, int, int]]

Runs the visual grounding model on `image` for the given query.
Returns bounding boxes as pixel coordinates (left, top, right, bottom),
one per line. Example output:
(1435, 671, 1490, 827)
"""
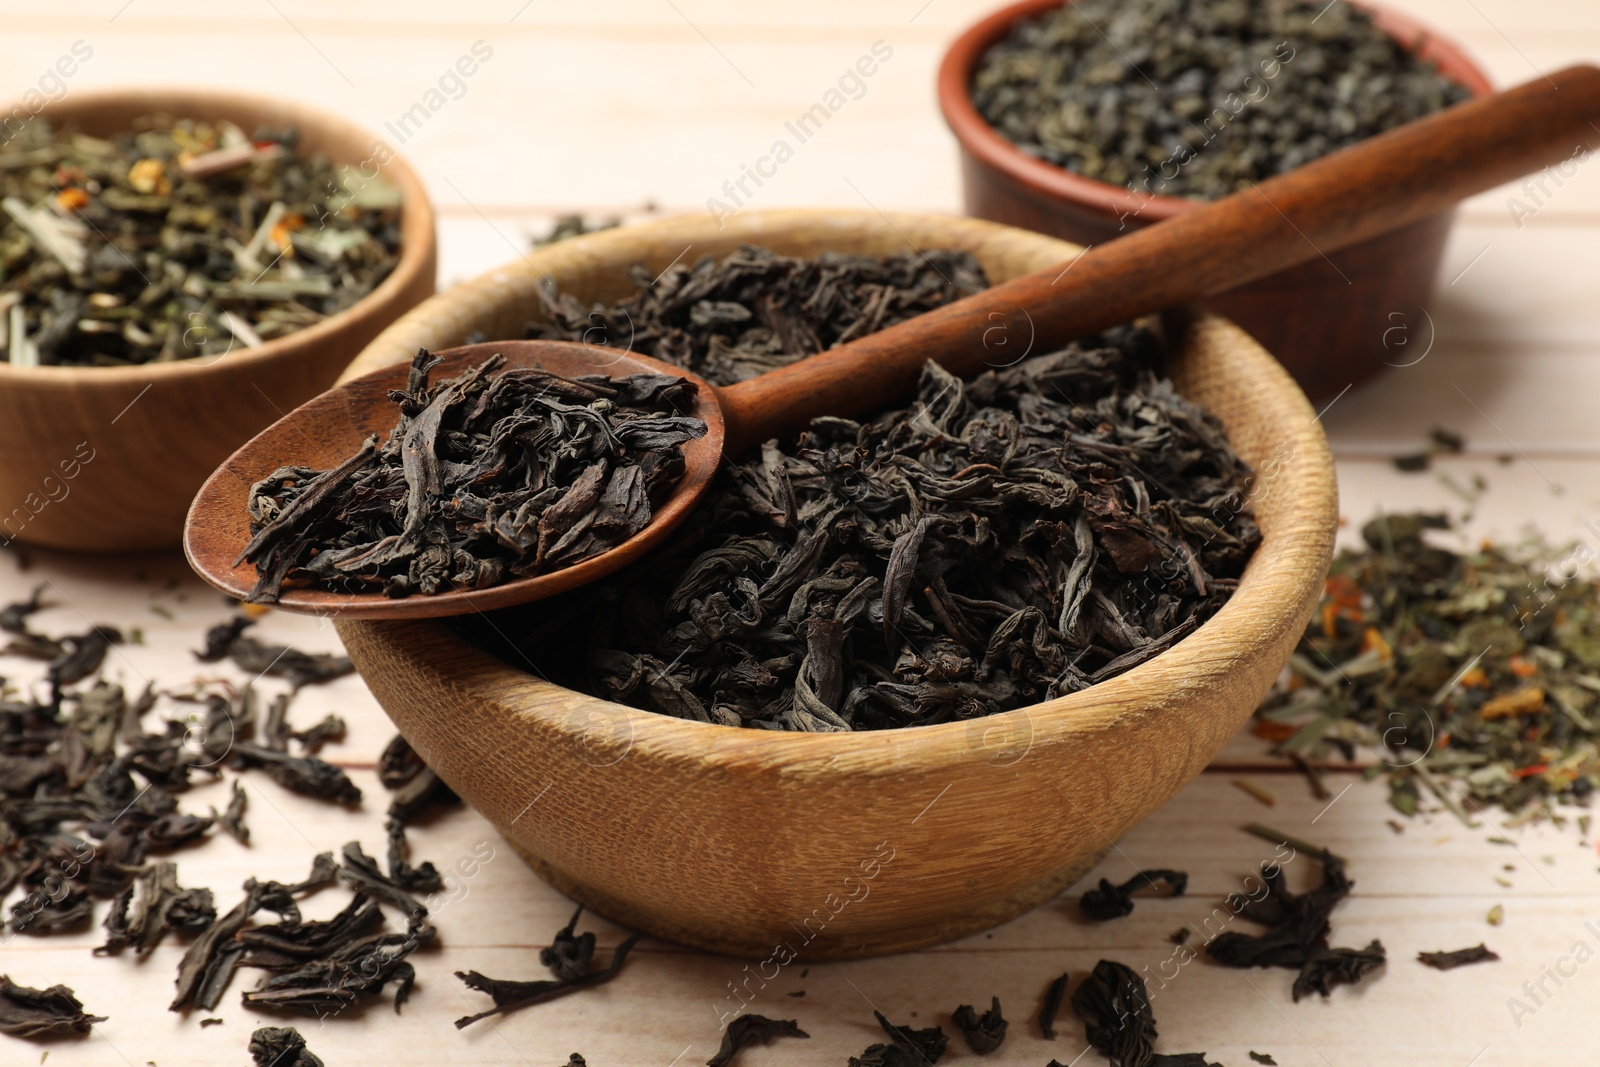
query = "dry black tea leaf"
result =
(527, 245, 988, 387)
(384, 817, 442, 894)
(1, 115, 402, 369)
(479, 324, 1258, 731)
(1072, 961, 1156, 1067)
(216, 780, 250, 845)
(1291, 941, 1387, 1001)
(236, 349, 707, 603)
(1079, 868, 1188, 921)
(237, 894, 384, 970)
(376, 733, 427, 790)
(1207, 846, 1386, 1000)
(338, 841, 427, 919)
(849, 1010, 950, 1067)
(241, 912, 432, 1016)
(231, 743, 362, 805)
(97, 860, 215, 955)
(249, 1025, 325, 1067)
(0, 976, 105, 1038)
(47, 626, 121, 695)
(1070, 961, 1219, 1067)
(196, 617, 353, 688)
(454, 912, 643, 1028)
(171, 854, 337, 1012)
(971, 0, 1470, 200)
(0, 584, 45, 633)
(560, 1057, 588, 1067)
(1249, 1053, 1278, 1065)
(1417, 944, 1499, 971)
(1039, 971, 1070, 1039)
(951, 996, 1007, 1054)
(707, 1013, 809, 1067)
(540, 905, 598, 982)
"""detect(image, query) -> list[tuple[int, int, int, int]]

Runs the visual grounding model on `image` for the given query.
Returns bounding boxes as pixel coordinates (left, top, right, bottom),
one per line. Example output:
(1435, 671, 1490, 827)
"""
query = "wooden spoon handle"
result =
(717, 64, 1600, 452)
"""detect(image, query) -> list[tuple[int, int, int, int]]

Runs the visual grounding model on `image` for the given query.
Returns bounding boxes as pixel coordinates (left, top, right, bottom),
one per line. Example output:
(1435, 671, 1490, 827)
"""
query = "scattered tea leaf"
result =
(1039, 971, 1070, 1039)
(455, 910, 642, 1028)
(248, 1025, 324, 1067)
(951, 996, 1007, 1054)
(1418, 944, 1499, 971)
(849, 1010, 949, 1067)
(706, 1013, 809, 1067)
(1079, 869, 1188, 921)
(0, 976, 105, 1038)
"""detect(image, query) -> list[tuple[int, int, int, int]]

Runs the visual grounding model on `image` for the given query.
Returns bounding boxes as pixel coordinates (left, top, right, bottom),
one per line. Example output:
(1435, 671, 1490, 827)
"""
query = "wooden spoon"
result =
(185, 65, 1600, 619)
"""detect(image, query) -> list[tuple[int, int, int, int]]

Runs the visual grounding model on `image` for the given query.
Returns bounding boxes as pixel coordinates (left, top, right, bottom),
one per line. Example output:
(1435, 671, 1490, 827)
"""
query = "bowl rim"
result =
(937, 0, 1495, 223)
(338, 208, 1338, 773)
(0, 84, 435, 387)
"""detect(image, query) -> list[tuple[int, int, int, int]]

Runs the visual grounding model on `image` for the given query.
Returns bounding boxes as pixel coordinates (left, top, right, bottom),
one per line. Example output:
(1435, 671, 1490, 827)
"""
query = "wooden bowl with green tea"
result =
(331, 209, 1337, 959)
(0, 87, 436, 552)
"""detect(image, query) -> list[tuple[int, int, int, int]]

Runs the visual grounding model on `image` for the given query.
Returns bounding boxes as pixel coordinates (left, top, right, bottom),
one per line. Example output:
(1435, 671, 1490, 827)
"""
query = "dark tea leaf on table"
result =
(1072, 960, 1156, 1067)
(1079, 869, 1188, 921)
(338, 841, 428, 919)
(1291, 941, 1387, 1001)
(1208, 845, 1386, 1000)
(951, 996, 1007, 1054)
(97, 861, 216, 955)
(241, 913, 433, 1015)
(196, 617, 353, 688)
(232, 743, 362, 805)
(1418, 944, 1499, 971)
(0, 976, 105, 1038)
(455, 910, 642, 1028)
(249, 1025, 325, 1067)
(236, 349, 707, 603)
(215, 780, 250, 845)
(540, 905, 598, 982)
(848, 1010, 950, 1067)
(1249, 1054, 1279, 1065)
(707, 1013, 809, 1067)
(1039, 971, 1070, 1039)
(0, 584, 46, 633)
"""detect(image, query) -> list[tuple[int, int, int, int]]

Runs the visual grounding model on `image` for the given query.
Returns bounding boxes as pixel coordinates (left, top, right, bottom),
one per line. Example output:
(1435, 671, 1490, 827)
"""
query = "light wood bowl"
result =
(0, 87, 436, 552)
(334, 210, 1337, 959)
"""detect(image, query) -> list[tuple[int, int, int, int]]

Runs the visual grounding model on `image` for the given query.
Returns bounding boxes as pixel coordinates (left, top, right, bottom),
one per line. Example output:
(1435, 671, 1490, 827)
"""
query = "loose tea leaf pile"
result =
(237, 349, 707, 602)
(481, 325, 1258, 730)
(0, 589, 462, 1047)
(1256, 513, 1600, 819)
(1, 115, 402, 367)
(527, 244, 988, 386)
(971, 0, 1471, 199)
(849, 1011, 949, 1067)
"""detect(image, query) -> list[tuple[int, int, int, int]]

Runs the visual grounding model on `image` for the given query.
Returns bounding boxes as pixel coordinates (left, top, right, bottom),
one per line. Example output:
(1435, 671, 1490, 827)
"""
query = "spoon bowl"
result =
(182, 340, 724, 620)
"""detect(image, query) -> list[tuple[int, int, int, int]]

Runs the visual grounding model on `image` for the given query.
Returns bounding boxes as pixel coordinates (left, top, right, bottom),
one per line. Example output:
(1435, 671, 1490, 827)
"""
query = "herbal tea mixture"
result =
(971, 0, 1471, 199)
(1258, 513, 1600, 821)
(0, 115, 402, 367)
(475, 323, 1261, 731)
(237, 350, 707, 602)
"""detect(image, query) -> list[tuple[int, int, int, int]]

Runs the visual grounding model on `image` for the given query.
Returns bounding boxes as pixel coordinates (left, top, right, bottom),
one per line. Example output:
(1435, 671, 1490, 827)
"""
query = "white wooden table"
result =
(2, 2, 1597, 1064)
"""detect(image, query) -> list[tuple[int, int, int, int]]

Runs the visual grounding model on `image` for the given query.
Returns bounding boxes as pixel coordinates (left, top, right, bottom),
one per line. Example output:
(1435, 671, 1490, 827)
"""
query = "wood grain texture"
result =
(0, 87, 437, 552)
(333, 209, 1338, 958)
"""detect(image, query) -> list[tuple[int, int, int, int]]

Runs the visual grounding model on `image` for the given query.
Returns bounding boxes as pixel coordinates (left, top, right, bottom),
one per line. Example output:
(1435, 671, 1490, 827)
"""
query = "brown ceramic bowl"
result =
(0, 87, 436, 552)
(938, 0, 1492, 402)
(330, 209, 1338, 959)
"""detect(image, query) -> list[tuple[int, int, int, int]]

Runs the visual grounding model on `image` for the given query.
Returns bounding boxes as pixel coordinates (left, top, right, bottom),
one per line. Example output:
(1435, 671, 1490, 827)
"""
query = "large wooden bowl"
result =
(0, 88, 436, 552)
(334, 210, 1337, 959)
(938, 0, 1491, 403)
